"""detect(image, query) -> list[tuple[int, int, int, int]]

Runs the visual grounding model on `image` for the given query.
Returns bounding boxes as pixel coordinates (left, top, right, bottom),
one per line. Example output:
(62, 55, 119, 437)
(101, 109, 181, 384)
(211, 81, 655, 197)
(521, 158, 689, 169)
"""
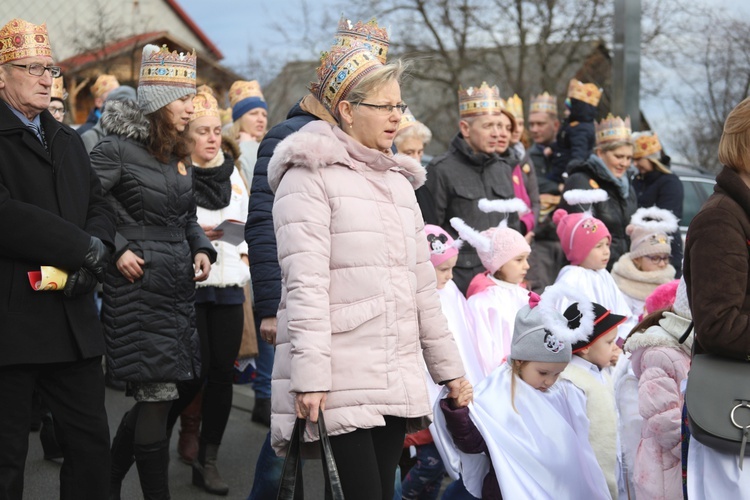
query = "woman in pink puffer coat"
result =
(623, 278, 693, 500)
(267, 48, 468, 499)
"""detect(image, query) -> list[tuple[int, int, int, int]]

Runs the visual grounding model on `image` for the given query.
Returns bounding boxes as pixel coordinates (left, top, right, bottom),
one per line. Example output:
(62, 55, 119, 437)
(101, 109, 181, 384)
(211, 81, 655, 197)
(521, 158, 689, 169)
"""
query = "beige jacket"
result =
(268, 121, 465, 454)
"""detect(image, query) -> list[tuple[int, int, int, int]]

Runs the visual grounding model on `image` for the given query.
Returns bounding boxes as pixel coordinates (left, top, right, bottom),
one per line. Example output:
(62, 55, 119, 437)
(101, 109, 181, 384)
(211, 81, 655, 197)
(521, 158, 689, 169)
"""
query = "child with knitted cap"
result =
(621, 278, 692, 500)
(399, 225, 482, 500)
(432, 287, 610, 499)
(451, 198, 531, 377)
(558, 300, 627, 499)
(611, 207, 678, 318)
(553, 189, 636, 342)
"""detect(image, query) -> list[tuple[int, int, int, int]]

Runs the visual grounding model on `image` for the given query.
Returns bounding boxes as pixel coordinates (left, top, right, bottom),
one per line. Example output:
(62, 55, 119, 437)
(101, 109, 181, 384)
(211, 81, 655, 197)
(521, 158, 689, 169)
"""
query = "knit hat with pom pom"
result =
(626, 207, 678, 259)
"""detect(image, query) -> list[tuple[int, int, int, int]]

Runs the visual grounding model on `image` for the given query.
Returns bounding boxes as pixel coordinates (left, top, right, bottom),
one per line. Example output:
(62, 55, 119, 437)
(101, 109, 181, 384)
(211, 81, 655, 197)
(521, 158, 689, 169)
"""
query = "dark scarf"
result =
(193, 155, 234, 210)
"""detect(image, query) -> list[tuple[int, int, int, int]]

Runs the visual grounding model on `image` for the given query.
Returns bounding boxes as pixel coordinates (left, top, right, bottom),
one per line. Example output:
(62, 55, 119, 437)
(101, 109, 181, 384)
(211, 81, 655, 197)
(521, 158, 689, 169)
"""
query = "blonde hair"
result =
(510, 359, 529, 413)
(719, 97, 750, 173)
(341, 60, 407, 119)
(596, 139, 634, 154)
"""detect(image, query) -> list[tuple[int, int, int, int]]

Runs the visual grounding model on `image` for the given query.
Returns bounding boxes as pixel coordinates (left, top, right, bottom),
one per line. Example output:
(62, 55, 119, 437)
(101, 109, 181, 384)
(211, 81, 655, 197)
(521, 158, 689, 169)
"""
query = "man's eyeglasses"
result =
(7, 63, 62, 78)
(644, 254, 670, 264)
(48, 106, 66, 117)
(356, 102, 408, 114)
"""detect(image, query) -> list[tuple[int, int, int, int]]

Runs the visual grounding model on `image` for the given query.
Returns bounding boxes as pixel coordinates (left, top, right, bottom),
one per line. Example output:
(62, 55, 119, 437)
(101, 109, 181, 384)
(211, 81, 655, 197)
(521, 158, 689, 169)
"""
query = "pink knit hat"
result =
(626, 207, 678, 259)
(553, 190, 612, 266)
(450, 219, 530, 275)
(424, 224, 463, 267)
(643, 279, 679, 314)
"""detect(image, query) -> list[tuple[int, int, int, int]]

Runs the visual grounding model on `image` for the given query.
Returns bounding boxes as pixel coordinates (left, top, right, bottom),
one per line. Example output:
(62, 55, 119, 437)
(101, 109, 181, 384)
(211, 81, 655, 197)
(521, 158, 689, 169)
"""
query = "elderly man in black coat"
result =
(0, 18, 116, 499)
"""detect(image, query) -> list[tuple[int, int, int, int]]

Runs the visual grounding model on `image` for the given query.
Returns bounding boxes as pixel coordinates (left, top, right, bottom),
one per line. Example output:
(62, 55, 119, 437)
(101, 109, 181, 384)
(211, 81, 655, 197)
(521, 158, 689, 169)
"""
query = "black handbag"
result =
(276, 412, 345, 500)
(685, 321, 750, 469)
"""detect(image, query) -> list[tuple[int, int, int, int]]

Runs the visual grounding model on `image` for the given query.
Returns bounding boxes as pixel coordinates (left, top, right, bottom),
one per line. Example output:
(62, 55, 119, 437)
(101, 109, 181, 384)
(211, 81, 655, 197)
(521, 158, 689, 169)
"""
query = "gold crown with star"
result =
(91, 74, 120, 98)
(567, 79, 602, 107)
(333, 16, 389, 64)
(139, 44, 197, 89)
(458, 82, 503, 119)
(51, 76, 67, 101)
(0, 18, 52, 65)
(633, 131, 662, 159)
(505, 94, 523, 120)
(595, 114, 632, 145)
(310, 45, 382, 114)
(191, 85, 220, 121)
(529, 92, 557, 115)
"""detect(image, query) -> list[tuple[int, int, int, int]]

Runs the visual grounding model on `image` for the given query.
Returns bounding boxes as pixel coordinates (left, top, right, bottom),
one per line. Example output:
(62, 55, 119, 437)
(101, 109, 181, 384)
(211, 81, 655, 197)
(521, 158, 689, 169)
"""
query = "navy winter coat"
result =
(550, 97, 597, 182)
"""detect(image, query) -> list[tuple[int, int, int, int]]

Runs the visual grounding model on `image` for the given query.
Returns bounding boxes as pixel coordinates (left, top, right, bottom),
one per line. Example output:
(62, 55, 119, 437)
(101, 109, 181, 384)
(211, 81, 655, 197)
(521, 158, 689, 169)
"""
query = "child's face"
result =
(494, 252, 530, 285)
(434, 255, 458, 290)
(579, 329, 618, 369)
(579, 237, 611, 270)
(519, 361, 569, 392)
(634, 254, 670, 272)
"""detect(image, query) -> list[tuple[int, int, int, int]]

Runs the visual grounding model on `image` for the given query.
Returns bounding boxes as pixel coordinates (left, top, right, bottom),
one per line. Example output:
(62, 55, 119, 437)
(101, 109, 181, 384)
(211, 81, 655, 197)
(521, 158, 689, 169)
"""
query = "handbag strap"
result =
(678, 321, 694, 345)
(318, 412, 345, 500)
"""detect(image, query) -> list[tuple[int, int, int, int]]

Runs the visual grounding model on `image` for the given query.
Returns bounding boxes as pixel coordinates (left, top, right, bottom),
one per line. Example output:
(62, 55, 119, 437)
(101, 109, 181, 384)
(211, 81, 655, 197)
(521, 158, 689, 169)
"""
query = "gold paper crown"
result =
(505, 94, 523, 119)
(398, 107, 418, 132)
(228, 80, 265, 108)
(139, 44, 196, 89)
(633, 131, 662, 159)
(0, 18, 52, 65)
(219, 107, 232, 126)
(567, 79, 602, 107)
(529, 92, 557, 115)
(458, 82, 503, 118)
(595, 114, 632, 145)
(310, 45, 382, 114)
(51, 76, 67, 101)
(191, 85, 220, 121)
(333, 16, 389, 64)
(91, 74, 120, 99)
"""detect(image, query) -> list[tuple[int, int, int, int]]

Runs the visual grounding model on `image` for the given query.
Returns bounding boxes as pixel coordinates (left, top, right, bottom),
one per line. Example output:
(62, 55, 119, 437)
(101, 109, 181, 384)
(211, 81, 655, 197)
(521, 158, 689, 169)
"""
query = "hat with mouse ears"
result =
(424, 224, 463, 267)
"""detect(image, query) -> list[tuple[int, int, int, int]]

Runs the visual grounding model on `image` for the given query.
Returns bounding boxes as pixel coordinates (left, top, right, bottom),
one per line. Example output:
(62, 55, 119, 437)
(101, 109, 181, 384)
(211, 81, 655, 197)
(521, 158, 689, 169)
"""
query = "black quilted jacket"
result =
(90, 100, 216, 382)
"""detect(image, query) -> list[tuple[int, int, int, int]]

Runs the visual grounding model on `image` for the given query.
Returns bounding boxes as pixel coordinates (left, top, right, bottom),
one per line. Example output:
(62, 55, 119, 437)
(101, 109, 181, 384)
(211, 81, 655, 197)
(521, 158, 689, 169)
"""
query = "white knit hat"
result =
(673, 277, 692, 320)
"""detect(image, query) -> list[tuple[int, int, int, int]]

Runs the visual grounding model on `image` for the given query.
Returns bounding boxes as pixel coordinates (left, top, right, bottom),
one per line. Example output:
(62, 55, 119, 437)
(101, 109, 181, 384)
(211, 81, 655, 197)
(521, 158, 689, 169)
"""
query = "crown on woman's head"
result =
(91, 74, 120, 98)
(567, 79, 602, 107)
(595, 114, 632, 145)
(191, 85, 220, 121)
(398, 107, 418, 132)
(139, 44, 197, 89)
(458, 82, 503, 119)
(310, 45, 382, 114)
(333, 16, 389, 64)
(633, 131, 662, 159)
(505, 94, 523, 120)
(0, 18, 51, 64)
(229, 80, 264, 108)
(51, 76, 67, 101)
(529, 92, 557, 115)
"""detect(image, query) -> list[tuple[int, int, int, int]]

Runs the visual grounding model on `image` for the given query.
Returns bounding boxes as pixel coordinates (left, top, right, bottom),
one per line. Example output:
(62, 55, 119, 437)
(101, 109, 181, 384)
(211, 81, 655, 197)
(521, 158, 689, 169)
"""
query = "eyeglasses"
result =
(644, 255, 670, 264)
(7, 63, 62, 78)
(356, 102, 408, 114)
(48, 106, 65, 116)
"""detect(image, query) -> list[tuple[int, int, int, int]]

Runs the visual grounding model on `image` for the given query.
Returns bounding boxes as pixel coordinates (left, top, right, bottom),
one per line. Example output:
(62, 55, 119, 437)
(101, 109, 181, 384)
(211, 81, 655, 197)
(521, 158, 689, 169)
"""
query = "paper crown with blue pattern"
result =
(310, 45, 382, 115)
(137, 44, 197, 115)
(458, 82, 504, 119)
(333, 16, 389, 64)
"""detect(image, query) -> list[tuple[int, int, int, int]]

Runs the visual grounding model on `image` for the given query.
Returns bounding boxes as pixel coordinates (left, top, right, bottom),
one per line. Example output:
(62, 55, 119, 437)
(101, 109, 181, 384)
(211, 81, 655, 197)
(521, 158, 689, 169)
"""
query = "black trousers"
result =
(0, 357, 110, 500)
(168, 302, 244, 444)
(326, 416, 406, 500)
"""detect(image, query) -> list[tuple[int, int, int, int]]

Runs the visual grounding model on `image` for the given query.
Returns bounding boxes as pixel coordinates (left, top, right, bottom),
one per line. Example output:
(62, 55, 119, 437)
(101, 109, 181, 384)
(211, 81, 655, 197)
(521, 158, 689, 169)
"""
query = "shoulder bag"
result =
(276, 411, 345, 500)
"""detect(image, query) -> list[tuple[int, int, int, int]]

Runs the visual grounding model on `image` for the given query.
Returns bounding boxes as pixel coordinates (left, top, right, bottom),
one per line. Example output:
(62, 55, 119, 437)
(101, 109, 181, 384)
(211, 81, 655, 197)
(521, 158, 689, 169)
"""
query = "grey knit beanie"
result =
(137, 44, 196, 115)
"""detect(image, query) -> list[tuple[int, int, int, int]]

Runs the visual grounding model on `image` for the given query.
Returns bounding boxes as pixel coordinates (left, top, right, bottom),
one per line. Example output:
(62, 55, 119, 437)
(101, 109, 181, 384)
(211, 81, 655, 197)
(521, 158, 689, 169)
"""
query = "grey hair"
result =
(395, 121, 432, 146)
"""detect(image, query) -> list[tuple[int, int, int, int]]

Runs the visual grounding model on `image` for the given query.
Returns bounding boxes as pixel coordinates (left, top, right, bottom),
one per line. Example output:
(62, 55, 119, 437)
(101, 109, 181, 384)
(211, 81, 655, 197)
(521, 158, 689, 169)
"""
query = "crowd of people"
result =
(2, 11, 750, 500)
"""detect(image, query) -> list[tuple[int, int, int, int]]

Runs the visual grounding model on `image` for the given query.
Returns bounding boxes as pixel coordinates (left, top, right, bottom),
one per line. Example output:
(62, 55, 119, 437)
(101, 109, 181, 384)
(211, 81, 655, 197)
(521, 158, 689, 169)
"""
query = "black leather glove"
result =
(63, 268, 99, 298)
(82, 236, 109, 282)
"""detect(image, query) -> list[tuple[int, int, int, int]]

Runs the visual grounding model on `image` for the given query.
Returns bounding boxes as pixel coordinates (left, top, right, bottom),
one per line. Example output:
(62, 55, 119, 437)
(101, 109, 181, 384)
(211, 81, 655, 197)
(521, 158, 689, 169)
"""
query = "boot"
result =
(134, 438, 171, 500)
(177, 391, 202, 464)
(39, 412, 63, 460)
(109, 411, 135, 500)
(251, 397, 271, 427)
(192, 440, 229, 496)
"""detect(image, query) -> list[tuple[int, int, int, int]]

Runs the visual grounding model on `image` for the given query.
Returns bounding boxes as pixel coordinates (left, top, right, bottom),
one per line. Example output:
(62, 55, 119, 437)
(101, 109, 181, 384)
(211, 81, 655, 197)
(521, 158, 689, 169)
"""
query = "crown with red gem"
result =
(310, 45, 382, 115)
(567, 79, 602, 107)
(595, 114, 632, 145)
(529, 92, 557, 115)
(633, 131, 662, 159)
(91, 74, 120, 99)
(139, 44, 196, 89)
(333, 16, 389, 64)
(191, 85, 220, 121)
(458, 82, 503, 119)
(0, 18, 51, 64)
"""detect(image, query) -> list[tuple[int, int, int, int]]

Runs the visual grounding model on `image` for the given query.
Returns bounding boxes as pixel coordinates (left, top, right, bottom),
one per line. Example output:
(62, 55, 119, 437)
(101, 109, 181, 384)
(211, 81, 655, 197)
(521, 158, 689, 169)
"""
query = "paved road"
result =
(23, 385, 326, 500)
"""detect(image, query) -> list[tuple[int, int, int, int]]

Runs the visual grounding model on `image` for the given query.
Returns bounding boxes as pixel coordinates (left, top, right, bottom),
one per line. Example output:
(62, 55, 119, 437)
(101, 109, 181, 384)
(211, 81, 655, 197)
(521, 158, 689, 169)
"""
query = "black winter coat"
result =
(560, 157, 638, 270)
(90, 100, 216, 383)
(551, 98, 597, 181)
(528, 143, 561, 195)
(245, 97, 328, 320)
(0, 102, 116, 366)
(632, 169, 684, 276)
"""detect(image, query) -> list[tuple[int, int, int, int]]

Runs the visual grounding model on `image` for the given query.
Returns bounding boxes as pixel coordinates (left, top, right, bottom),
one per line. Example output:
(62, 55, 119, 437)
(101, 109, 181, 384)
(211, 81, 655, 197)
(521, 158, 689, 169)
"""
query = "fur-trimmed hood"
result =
(624, 311, 693, 357)
(100, 99, 150, 144)
(267, 120, 426, 193)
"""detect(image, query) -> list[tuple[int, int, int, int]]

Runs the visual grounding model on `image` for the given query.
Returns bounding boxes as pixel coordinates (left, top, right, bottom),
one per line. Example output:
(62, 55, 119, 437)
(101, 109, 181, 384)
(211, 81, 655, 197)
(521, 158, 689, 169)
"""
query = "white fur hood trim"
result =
(267, 121, 426, 193)
(624, 312, 693, 355)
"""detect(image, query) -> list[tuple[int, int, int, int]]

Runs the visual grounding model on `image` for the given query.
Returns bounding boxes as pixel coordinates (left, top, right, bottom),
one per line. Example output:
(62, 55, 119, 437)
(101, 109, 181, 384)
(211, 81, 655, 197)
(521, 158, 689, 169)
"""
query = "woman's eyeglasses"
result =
(356, 102, 408, 114)
(644, 254, 670, 264)
(48, 106, 66, 117)
(7, 63, 62, 78)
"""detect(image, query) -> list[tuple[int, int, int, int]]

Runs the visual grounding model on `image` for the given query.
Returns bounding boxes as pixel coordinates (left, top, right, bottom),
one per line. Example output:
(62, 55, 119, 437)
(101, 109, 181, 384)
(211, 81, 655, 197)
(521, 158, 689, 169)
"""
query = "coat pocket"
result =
(329, 294, 388, 391)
